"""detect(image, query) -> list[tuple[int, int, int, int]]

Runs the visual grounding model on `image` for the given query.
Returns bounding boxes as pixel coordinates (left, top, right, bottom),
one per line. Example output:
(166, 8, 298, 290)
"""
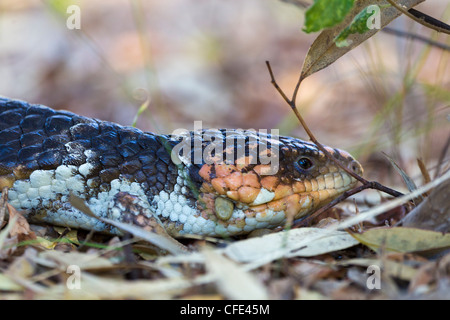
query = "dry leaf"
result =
(7, 203, 36, 242)
(224, 227, 359, 266)
(336, 257, 418, 281)
(38, 250, 113, 270)
(37, 272, 208, 300)
(408, 252, 450, 298)
(69, 193, 188, 255)
(300, 0, 424, 81)
(0, 274, 23, 292)
(203, 246, 269, 300)
(401, 178, 450, 233)
(350, 227, 450, 253)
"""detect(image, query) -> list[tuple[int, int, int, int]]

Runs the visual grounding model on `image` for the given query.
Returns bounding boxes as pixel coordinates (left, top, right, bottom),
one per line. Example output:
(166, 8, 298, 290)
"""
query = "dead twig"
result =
(266, 61, 403, 199)
(382, 27, 450, 51)
(265, 61, 407, 229)
(385, 2, 450, 35)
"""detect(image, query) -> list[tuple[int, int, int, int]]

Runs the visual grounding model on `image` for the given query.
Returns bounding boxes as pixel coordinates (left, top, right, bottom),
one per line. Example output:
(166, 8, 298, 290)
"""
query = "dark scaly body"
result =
(0, 97, 362, 237)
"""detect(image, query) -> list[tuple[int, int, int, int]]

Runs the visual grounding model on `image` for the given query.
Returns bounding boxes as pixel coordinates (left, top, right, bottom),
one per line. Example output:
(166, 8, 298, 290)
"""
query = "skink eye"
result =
(297, 157, 313, 170)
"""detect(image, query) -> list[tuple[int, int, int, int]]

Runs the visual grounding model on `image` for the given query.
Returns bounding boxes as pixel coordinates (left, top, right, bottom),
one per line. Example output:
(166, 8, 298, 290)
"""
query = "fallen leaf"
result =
(6, 247, 37, 278)
(38, 250, 113, 271)
(336, 257, 418, 281)
(401, 178, 450, 232)
(224, 227, 359, 266)
(300, 0, 424, 81)
(7, 203, 36, 243)
(36, 272, 212, 300)
(408, 252, 450, 298)
(203, 246, 269, 300)
(0, 274, 23, 292)
(349, 227, 450, 253)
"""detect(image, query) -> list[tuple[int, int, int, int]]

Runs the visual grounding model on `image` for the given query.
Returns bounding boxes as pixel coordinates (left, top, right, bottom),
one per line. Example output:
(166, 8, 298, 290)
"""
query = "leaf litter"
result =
(0, 169, 448, 300)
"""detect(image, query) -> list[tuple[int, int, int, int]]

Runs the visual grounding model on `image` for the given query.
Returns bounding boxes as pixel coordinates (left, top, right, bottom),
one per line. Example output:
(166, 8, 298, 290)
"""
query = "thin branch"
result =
(382, 27, 450, 51)
(265, 61, 404, 200)
(386, 0, 450, 35)
(294, 183, 374, 228)
(266, 63, 364, 183)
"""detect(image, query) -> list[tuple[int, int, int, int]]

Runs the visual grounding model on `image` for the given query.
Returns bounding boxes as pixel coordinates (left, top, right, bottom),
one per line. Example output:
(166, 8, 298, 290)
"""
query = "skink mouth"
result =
(244, 169, 358, 215)
(208, 167, 360, 225)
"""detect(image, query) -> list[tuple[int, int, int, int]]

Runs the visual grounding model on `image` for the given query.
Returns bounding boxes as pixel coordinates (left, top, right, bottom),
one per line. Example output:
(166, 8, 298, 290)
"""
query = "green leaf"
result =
(46, 0, 80, 16)
(299, 0, 424, 81)
(335, 5, 375, 47)
(303, 0, 355, 33)
(335, 4, 390, 47)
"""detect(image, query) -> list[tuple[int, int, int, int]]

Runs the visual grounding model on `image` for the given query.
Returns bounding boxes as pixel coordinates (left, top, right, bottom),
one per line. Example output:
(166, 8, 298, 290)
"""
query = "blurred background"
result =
(0, 0, 449, 188)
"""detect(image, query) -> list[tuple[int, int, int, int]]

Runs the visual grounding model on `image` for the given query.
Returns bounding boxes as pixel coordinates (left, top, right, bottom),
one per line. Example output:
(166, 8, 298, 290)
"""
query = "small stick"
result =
(382, 27, 450, 51)
(266, 61, 403, 198)
(385, 1, 450, 35)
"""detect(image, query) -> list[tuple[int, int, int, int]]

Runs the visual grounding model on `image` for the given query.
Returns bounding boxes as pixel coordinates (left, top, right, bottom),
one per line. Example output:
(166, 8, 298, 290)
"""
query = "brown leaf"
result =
(401, 178, 450, 233)
(408, 252, 450, 298)
(300, 0, 424, 81)
(7, 203, 36, 243)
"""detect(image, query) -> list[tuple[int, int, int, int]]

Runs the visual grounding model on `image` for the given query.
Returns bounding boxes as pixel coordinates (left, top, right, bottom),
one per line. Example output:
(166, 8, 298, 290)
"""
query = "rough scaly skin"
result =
(0, 97, 363, 237)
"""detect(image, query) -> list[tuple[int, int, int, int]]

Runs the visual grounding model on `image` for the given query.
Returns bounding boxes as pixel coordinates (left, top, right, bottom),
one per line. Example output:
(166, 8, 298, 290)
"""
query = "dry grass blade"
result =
(100, 217, 189, 255)
(69, 194, 188, 255)
(335, 169, 450, 231)
(382, 152, 419, 193)
(300, 0, 424, 81)
(0, 215, 17, 252)
(203, 246, 269, 300)
(37, 272, 207, 300)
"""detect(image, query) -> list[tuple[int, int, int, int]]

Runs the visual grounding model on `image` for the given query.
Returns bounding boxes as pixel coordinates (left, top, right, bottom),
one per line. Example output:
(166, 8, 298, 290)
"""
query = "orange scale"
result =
(237, 186, 260, 203)
(267, 198, 286, 212)
(293, 181, 306, 193)
(200, 182, 215, 193)
(247, 204, 267, 214)
(273, 184, 293, 200)
(260, 176, 279, 192)
(235, 155, 255, 170)
(253, 164, 274, 176)
(211, 178, 227, 195)
(242, 173, 260, 188)
(198, 164, 213, 181)
(215, 164, 237, 178)
(226, 190, 240, 201)
(223, 171, 243, 191)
